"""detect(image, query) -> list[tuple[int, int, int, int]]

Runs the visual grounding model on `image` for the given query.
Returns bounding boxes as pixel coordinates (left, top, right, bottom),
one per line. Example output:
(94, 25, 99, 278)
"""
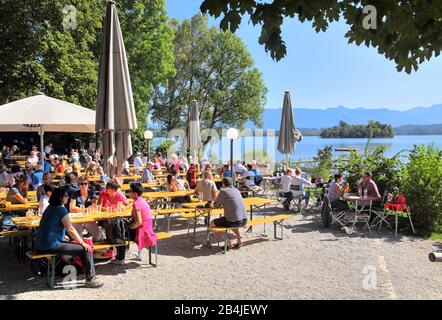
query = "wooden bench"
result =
(152, 208, 195, 232)
(209, 214, 290, 253)
(179, 209, 224, 242)
(1, 229, 32, 261)
(26, 232, 172, 289)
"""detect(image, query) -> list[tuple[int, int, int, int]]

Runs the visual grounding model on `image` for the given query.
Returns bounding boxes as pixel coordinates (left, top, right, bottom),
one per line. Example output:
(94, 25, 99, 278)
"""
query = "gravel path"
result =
(1, 206, 441, 300)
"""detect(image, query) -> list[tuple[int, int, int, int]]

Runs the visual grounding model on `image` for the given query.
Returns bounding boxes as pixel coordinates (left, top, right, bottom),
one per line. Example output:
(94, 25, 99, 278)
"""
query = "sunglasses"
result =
(80, 183, 89, 186)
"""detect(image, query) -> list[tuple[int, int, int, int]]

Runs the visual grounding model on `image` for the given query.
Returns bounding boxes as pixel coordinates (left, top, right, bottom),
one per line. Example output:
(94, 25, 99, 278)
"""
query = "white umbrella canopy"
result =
(0, 93, 95, 133)
(0, 93, 96, 164)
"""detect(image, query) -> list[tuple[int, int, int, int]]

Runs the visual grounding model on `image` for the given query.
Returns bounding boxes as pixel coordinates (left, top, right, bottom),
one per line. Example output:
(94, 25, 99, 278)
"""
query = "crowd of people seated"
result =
(1, 140, 386, 289)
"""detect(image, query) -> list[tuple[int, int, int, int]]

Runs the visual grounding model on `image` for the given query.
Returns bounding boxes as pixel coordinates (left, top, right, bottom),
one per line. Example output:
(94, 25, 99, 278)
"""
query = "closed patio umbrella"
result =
(189, 100, 201, 163)
(278, 91, 302, 166)
(96, 0, 137, 176)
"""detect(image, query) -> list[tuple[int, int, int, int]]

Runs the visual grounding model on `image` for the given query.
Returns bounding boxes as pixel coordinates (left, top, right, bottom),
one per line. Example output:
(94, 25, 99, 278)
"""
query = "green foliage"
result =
(0, 0, 174, 151)
(151, 14, 267, 145)
(401, 144, 442, 230)
(200, 0, 442, 73)
(320, 121, 394, 138)
(155, 139, 174, 157)
(307, 145, 334, 179)
(0, 0, 103, 107)
(336, 144, 403, 195)
(244, 149, 274, 166)
(116, 0, 175, 131)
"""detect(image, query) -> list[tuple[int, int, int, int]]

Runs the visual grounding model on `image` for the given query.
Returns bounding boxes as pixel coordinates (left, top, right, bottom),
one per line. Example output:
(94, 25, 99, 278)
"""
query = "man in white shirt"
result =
(234, 161, 247, 177)
(291, 167, 313, 208)
(133, 152, 144, 174)
(44, 143, 53, 155)
(195, 171, 218, 202)
(280, 169, 293, 210)
(244, 164, 263, 192)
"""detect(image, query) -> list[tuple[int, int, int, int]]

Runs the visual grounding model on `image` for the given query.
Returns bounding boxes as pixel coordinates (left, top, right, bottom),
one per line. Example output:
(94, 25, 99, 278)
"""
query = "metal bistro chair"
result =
(371, 191, 391, 230)
(274, 183, 287, 208)
(322, 194, 348, 229)
(290, 185, 304, 214)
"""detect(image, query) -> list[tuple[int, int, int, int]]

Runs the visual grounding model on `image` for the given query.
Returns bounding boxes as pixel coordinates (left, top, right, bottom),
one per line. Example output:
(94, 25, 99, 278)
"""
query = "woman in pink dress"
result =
(113, 182, 157, 264)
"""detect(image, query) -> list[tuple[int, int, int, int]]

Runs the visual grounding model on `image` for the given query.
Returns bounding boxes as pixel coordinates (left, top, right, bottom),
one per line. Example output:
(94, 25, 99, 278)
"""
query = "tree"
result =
(200, 0, 442, 73)
(0, 0, 102, 107)
(151, 14, 267, 148)
(320, 120, 394, 138)
(115, 0, 175, 150)
(0, 0, 175, 151)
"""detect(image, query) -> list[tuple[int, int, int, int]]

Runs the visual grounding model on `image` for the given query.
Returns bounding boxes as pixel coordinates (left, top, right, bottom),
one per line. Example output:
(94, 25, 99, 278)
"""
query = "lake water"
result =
(152, 135, 441, 164)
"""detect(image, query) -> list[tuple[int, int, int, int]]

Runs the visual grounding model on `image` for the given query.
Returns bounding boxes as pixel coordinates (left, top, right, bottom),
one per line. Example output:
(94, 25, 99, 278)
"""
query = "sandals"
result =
(232, 243, 243, 249)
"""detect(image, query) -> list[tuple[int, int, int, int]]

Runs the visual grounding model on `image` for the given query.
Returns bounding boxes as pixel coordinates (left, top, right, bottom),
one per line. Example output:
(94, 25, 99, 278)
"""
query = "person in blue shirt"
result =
(35, 187, 103, 288)
(31, 164, 44, 191)
(141, 163, 155, 183)
(222, 163, 236, 186)
(43, 155, 55, 174)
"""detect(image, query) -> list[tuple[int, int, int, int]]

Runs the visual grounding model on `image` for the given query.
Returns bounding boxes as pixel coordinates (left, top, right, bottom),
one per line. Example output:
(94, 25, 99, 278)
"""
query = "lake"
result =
(152, 135, 441, 164)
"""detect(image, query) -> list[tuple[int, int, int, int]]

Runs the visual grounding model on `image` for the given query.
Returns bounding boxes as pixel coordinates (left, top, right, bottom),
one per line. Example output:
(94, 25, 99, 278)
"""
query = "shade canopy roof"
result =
(0, 94, 96, 133)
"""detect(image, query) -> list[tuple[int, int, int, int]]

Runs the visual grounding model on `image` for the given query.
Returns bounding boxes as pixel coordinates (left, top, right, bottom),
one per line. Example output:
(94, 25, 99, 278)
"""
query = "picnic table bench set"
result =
(0, 173, 291, 289)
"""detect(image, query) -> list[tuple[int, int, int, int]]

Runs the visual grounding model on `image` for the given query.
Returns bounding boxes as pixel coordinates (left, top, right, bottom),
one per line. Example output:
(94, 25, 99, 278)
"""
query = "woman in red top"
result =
(99, 181, 129, 209)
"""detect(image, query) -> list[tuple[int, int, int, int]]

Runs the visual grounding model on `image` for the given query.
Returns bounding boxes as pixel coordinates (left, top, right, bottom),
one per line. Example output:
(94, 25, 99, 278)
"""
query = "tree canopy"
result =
(320, 120, 394, 138)
(151, 14, 267, 146)
(200, 0, 442, 73)
(0, 0, 175, 138)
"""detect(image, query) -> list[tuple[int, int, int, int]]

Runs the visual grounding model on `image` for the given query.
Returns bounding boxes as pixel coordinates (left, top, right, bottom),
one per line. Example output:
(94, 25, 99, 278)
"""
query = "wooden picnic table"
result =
(11, 208, 133, 229)
(183, 197, 273, 232)
(142, 190, 195, 200)
(0, 202, 39, 212)
(120, 182, 162, 191)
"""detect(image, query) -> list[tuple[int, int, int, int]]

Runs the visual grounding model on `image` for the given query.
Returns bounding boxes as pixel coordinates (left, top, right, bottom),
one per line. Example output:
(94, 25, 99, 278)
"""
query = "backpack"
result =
(105, 217, 130, 246)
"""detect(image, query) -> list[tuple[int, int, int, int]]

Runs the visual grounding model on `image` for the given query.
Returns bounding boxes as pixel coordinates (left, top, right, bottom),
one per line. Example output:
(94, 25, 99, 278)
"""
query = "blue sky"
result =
(166, 0, 442, 111)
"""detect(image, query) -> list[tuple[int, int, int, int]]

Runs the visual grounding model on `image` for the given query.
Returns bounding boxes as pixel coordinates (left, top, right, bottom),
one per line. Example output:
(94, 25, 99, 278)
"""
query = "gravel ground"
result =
(1, 206, 441, 300)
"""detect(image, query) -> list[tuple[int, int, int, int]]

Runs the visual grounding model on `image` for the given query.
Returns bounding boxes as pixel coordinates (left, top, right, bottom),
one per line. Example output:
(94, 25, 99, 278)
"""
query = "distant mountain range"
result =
(255, 104, 442, 129)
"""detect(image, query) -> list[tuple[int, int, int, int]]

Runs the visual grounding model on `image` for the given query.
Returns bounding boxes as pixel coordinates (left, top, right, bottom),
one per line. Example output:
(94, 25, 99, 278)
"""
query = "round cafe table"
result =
(345, 195, 380, 231)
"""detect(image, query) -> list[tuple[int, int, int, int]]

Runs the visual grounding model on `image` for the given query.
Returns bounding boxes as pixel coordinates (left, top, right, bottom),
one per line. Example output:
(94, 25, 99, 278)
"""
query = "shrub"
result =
(401, 144, 442, 230)
(336, 145, 403, 195)
(155, 139, 174, 157)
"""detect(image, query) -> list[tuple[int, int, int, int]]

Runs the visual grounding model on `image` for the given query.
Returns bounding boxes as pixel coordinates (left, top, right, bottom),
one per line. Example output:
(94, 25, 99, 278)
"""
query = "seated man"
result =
(141, 162, 155, 183)
(280, 169, 293, 210)
(210, 177, 248, 249)
(358, 171, 382, 212)
(291, 167, 313, 208)
(195, 170, 218, 204)
(243, 164, 262, 192)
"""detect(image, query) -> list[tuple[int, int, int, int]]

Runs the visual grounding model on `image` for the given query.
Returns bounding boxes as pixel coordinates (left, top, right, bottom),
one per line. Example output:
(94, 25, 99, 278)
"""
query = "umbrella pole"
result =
(286, 153, 289, 168)
(39, 126, 44, 166)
